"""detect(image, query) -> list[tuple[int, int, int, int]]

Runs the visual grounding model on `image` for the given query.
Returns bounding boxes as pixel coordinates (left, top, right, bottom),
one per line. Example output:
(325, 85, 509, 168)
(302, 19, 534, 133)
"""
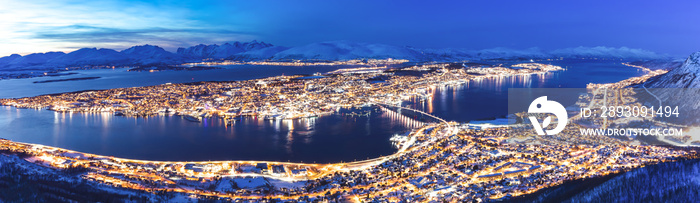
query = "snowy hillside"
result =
(230, 46, 290, 60)
(269, 41, 667, 61)
(0, 40, 674, 75)
(48, 48, 129, 67)
(121, 44, 183, 64)
(176, 40, 274, 59)
(565, 160, 700, 202)
(0, 52, 66, 70)
(271, 41, 426, 61)
(550, 46, 665, 59)
(646, 51, 700, 88)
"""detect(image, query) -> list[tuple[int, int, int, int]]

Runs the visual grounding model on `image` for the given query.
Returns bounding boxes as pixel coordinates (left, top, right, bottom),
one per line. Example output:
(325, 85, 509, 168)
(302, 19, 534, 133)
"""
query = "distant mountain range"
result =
(176, 41, 275, 59)
(0, 40, 675, 72)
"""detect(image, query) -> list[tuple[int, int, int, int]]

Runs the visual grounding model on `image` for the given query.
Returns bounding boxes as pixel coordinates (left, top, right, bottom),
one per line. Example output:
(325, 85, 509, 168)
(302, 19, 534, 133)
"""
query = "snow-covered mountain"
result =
(646, 51, 700, 88)
(418, 46, 666, 61)
(176, 40, 274, 59)
(0, 52, 66, 69)
(266, 41, 667, 61)
(0, 54, 22, 64)
(550, 46, 665, 59)
(48, 48, 129, 67)
(562, 160, 700, 202)
(460, 47, 549, 60)
(271, 41, 427, 61)
(1, 45, 190, 70)
(634, 52, 700, 125)
(230, 46, 289, 60)
(122, 44, 183, 64)
(0, 40, 674, 73)
(177, 44, 218, 58)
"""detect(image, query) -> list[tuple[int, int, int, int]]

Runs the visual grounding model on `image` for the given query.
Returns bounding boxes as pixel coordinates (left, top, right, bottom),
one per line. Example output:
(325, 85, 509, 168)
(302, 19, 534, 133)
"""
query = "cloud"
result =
(34, 25, 254, 41)
(0, 0, 257, 55)
(30, 24, 256, 50)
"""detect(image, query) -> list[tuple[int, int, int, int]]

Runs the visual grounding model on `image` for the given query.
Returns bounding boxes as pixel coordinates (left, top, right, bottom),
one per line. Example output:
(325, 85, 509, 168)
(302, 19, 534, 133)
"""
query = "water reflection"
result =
(379, 106, 426, 129)
(410, 72, 555, 121)
(0, 61, 643, 162)
(0, 105, 422, 162)
(406, 61, 641, 122)
(0, 64, 365, 99)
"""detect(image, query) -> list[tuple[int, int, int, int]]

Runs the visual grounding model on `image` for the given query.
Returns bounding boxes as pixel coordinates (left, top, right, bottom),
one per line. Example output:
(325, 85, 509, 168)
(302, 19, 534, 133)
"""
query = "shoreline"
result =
(1, 121, 696, 201)
(2, 62, 698, 201)
(1, 62, 563, 125)
(32, 76, 102, 83)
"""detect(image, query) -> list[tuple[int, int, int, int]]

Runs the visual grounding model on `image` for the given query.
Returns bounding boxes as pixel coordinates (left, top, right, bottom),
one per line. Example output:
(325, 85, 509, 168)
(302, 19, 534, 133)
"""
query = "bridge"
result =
(374, 102, 449, 127)
(334, 102, 455, 170)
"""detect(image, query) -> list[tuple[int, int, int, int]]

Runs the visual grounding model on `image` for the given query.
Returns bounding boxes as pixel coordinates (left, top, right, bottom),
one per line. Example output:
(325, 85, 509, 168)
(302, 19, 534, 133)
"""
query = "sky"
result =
(1, 0, 699, 57)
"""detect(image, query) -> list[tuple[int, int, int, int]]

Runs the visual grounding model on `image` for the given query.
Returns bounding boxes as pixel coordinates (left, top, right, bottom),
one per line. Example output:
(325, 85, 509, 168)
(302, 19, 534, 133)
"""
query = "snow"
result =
(550, 46, 665, 59)
(0, 154, 51, 176)
(566, 160, 700, 202)
(267, 178, 307, 190)
(648, 51, 700, 88)
(272, 40, 425, 61)
(233, 46, 290, 60)
(176, 40, 274, 59)
(167, 194, 197, 202)
(0, 54, 22, 64)
(213, 176, 305, 192)
(121, 44, 185, 64)
(232, 177, 269, 189)
(271, 41, 667, 62)
(61, 152, 83, 159)
(8, 52, 65, 66)
(48, 48, 130, 67)
(0, 154, 183, 202)
(176, 44, 220, 58)
(0, 40, 673, 73)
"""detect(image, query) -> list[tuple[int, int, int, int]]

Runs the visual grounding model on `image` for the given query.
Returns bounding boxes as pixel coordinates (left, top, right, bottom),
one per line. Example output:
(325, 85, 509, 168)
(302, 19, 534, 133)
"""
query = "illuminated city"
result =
(1, 62, 699, 201)
(1, 1, 700, 202)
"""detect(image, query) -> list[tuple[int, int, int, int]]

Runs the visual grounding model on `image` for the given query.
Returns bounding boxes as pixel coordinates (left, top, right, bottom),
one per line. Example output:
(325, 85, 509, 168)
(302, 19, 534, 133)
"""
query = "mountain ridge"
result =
(645, 51, 700, 88)
(176, 40, 274, 59)
(0, 40, 676, 72)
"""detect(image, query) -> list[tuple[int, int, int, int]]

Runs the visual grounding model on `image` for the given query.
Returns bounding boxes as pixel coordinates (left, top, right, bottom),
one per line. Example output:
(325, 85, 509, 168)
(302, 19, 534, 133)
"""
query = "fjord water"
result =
(0, 60, 645, 162)
(0, 65, 353, 98)
(405, 60, 646, 121)
(0, 107, 417, 162)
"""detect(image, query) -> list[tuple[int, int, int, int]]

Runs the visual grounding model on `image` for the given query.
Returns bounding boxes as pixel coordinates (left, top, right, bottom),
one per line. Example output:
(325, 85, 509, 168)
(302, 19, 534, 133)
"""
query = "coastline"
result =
(1, 62, 698, 201)
(33, 76, 101, 83)
(1, 62, 563, 125)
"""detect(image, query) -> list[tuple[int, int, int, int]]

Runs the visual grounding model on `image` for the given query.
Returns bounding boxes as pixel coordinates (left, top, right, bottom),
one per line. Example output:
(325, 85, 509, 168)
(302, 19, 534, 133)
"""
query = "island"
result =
(0, 62, 698, 202)
(2, 62, 562, 123)
(32, 76, 102, 83)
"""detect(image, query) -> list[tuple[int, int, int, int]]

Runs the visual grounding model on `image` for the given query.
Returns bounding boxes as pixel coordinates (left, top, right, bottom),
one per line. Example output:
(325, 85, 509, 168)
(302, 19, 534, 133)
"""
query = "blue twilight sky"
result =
(1, 0, 699, 57)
